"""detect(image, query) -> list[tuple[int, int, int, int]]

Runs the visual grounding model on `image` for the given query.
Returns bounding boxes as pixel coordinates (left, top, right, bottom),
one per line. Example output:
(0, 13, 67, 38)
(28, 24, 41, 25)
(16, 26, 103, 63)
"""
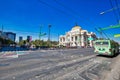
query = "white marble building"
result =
(59, 25, 97, 47)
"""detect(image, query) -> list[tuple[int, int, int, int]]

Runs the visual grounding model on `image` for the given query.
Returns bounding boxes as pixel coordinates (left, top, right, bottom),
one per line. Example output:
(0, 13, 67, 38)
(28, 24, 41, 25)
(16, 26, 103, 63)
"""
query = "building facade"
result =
(59, 25, 97, 47)
(4, 32, 16, 42)
(27, 36, 32, 42)
(19, 36, 23, 42)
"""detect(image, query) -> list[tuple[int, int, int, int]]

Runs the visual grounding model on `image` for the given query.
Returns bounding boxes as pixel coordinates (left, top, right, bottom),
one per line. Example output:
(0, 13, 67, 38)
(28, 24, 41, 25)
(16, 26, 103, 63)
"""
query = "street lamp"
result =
(100, 6, 120, 24)
(100, 6, 120, 15)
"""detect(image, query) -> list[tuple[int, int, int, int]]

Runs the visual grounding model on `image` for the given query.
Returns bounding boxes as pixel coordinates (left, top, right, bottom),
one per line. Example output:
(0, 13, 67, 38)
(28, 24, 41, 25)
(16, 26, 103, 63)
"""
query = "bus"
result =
(94, 39, 119, 56)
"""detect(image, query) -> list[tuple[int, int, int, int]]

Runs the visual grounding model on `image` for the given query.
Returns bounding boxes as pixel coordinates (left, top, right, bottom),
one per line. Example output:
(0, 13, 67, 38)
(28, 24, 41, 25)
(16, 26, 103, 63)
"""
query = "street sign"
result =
(88, 37, 93, 40)
(114, 34, 120, 37)
(39, 33, 46, 36)
(98, 24, 120, 31)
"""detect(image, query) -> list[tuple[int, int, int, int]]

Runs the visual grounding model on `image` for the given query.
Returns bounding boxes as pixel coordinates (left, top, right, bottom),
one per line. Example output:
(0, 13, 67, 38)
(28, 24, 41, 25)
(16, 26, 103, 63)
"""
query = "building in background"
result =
(27, 36, 32, 42)
(0, 31, 7, 39)
(4, 32, 16, 42)
(0, 31, 2, 36)
(59, 25, 97, 47)
(19, 36, 23, 42)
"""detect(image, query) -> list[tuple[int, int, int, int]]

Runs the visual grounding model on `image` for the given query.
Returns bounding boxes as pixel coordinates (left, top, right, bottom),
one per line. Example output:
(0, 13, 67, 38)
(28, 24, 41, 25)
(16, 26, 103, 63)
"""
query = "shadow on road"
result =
(96, 52, 120, 58)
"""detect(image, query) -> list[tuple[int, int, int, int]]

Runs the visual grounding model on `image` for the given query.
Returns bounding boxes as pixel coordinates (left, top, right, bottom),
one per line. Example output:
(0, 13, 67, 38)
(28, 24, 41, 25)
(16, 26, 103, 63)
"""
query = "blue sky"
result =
(0, 0, 120, 42)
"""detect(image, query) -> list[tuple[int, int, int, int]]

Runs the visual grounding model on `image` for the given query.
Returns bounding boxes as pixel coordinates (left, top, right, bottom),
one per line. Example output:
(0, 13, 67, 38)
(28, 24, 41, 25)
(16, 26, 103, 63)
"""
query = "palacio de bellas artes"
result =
(59, 25, 97, 47)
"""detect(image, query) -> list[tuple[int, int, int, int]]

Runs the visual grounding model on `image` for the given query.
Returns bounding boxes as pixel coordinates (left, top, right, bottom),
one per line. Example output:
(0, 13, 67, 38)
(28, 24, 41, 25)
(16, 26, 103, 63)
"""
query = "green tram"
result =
(93, 39, 119, 56)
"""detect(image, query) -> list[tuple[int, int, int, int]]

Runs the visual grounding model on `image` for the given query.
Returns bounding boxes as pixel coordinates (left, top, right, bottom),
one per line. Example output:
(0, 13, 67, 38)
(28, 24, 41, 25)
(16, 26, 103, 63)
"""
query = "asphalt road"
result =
(0, 48, 112, 80)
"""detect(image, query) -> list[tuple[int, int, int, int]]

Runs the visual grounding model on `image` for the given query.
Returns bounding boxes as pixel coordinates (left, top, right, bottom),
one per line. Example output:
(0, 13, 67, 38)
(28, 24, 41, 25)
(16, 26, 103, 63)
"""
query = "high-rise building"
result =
(4, 32, 16, 42)
(0, 31, 2, 37)
(19, 36, 23, 42)
(27, 36, 32, 42)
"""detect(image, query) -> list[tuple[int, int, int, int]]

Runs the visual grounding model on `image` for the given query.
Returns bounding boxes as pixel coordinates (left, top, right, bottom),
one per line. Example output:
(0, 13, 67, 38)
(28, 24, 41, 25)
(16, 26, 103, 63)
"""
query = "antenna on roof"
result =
(75, 22, 78, 26)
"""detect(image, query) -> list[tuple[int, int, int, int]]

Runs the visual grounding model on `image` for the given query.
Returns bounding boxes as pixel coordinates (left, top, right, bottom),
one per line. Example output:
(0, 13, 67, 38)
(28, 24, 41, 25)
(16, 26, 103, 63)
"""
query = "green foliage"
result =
(51, 41, 58, 46)
(18, 39, 59, 47)
(18, 40, 27, 46)
(0, 37, 15, 46)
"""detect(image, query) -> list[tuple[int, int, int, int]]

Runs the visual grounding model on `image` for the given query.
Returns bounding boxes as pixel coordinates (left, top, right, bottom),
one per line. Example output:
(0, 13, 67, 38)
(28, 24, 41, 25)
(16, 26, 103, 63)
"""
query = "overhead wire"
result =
(38, 0, 118, 40)
(53, 0, 79, 16)
(37, 0, 79, 21)
(109, 0, 119, 23)
(1, 24, 45, 37)
(114, 0, 120, 40)
(98, 0, 118, 40)
(115, 0, 120, 20)
(96, 0, 120, 40)
(53, 0, 89, 27)
(53, 0, 97, 28)
(53, 0, 112, 39)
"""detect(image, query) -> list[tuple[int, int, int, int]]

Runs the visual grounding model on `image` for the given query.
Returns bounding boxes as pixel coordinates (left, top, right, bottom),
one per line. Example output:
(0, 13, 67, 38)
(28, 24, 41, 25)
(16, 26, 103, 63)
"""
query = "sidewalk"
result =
(0, 51, 31, 58)
(0, 52, 18, 58)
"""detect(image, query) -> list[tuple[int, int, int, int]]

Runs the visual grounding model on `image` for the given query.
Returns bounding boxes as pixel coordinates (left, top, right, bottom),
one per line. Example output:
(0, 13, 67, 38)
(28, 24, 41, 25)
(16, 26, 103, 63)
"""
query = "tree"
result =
(0, 37, 16, 46)
(18, 40, 27, 46)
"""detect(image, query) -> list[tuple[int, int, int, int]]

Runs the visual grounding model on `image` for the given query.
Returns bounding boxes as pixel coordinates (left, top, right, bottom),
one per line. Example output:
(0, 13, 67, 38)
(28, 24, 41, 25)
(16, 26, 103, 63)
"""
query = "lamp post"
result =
(100, 7, 120, 24)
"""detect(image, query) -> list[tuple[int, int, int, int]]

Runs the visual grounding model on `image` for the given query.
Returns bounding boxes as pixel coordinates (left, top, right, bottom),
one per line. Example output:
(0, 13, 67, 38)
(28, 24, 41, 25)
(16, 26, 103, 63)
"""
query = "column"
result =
(69, 33, 71, 46)
(61, 38, 62, 42)
(65, 36, 67, 43)
(81, 33, 84, 47)
(70, 33, 72, 42)
(77, 35, 80, 46)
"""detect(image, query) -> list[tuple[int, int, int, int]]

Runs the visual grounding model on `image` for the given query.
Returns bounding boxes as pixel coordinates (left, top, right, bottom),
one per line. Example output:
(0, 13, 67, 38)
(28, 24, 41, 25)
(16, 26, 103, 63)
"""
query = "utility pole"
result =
(39, 25, 42, 40)
(39, 24, 46, 41)
(48, 24, 51, 41)
(48, 24, 51, 46)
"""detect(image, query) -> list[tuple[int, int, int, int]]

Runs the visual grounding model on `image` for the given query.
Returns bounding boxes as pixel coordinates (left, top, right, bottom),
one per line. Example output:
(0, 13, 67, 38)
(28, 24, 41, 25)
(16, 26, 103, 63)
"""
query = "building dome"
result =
(72, 26, 81, 30)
